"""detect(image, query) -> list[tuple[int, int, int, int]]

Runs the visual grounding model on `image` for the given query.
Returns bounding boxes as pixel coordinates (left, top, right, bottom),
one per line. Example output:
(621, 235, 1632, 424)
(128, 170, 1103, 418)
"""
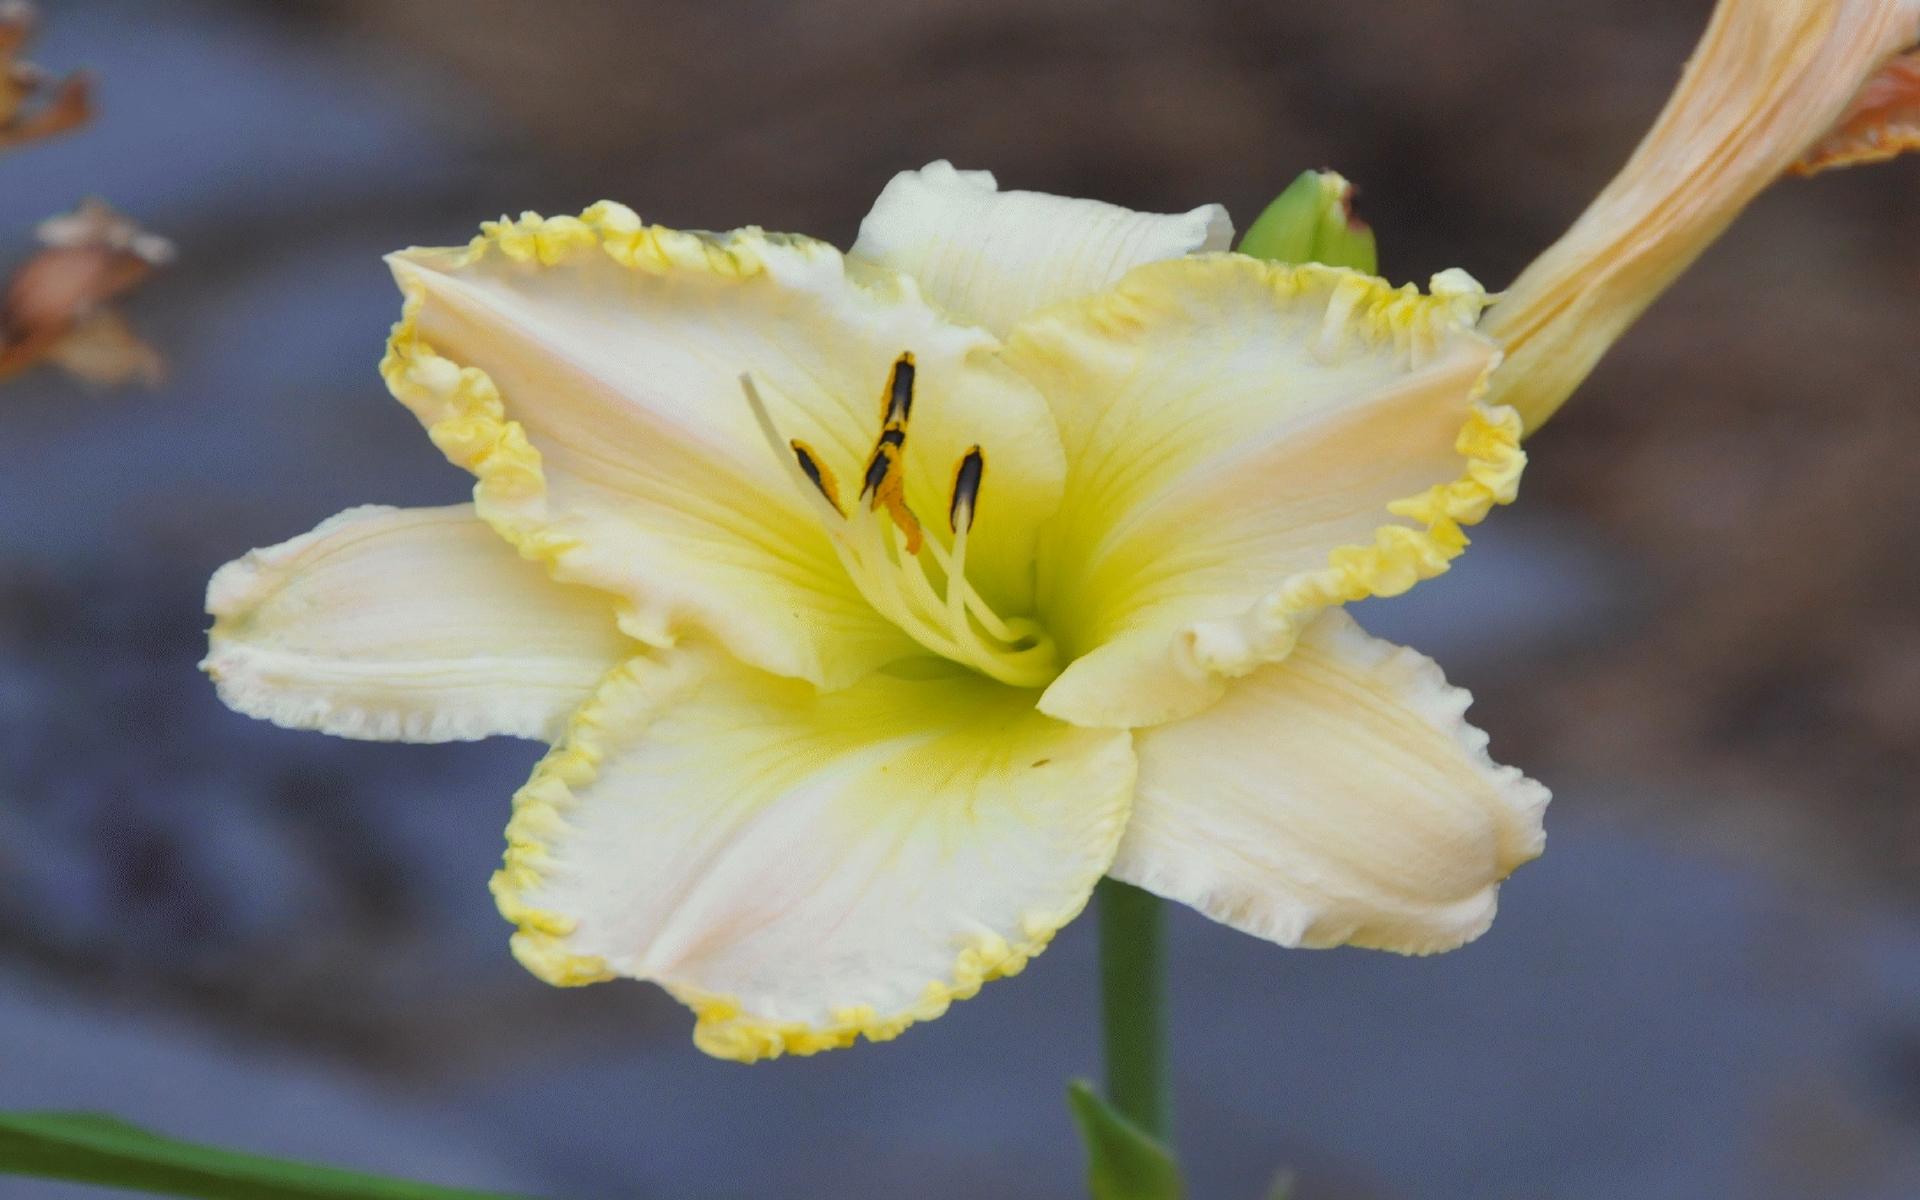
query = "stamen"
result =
(859, 351, 924, 555)
(861, 442, 895, 497)
(949, 446, 984, 533)
(790, 439, 844, 516)
(870, 463, 921, 554)
(739, 361, 1057, 688)
(880, 351, 915, 425)
(741, 372, 847, 530)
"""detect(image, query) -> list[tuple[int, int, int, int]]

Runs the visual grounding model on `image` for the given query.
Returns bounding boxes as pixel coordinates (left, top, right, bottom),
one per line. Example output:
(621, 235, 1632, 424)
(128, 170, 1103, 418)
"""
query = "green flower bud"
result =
(1236, 169, 1378, 275)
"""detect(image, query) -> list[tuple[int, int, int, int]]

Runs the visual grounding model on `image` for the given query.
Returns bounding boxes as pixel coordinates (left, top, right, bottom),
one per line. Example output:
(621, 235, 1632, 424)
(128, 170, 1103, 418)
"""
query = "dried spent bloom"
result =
(0, 199, 173, 387)
(0, 0, 90, 154)
(1794, 48, 1920, 172)
(1481, 0, 1920, 433)
(205, 164, 1546, 1061)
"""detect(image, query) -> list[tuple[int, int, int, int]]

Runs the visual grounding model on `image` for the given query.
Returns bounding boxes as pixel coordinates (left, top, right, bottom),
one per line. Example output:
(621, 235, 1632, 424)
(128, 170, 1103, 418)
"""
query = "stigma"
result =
(741, 355, 1057, 688)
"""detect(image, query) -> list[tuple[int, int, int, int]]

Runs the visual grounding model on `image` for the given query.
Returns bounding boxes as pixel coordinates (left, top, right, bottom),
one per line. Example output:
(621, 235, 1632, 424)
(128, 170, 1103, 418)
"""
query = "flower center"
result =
(742, 354, 1058, 688)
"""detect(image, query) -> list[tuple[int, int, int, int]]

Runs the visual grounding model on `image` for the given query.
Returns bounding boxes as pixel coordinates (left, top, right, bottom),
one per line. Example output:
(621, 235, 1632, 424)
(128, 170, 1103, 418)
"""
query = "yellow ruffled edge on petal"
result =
(665, 909, 1072, 1062)
(1179, 262, 1526, 680)
(377, 204, 805, 648)
(485, 657, 641, 995)
(465, 203, 789, 274)
(1278, 397, 1525, 606)
(486, 649, 1100, 1063)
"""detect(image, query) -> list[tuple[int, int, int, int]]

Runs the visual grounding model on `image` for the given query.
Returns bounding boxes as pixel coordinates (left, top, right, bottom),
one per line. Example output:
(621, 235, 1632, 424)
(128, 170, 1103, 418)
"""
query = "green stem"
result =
(1097, 876, 1172, 1145)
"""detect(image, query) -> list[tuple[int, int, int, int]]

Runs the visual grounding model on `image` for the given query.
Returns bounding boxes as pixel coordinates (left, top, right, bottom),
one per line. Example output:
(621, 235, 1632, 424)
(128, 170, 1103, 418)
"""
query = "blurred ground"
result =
(2, 0, 1919, 1197)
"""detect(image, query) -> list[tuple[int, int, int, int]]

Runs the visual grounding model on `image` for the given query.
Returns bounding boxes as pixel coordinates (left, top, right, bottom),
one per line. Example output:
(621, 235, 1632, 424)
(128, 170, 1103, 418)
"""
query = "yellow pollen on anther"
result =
(868, 458, 921, 554)
(878, 351, 915, 425)
(861, 353, 924, 554)
(789, 439, 844, 516)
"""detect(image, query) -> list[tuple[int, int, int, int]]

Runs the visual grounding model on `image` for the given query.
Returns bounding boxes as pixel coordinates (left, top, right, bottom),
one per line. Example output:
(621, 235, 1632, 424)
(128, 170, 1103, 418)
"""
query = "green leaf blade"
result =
(1066, 1080, 1184, 1200)
(0, 1110, 536, 1200)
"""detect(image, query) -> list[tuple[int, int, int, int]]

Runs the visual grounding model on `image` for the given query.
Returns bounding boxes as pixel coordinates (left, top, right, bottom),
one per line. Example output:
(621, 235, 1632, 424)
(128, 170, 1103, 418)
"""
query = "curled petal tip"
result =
(1792, 48, 1920, 174)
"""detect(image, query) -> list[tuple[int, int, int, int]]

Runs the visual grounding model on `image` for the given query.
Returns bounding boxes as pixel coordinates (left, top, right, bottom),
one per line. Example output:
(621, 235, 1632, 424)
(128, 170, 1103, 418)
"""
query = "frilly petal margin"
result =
(1112, 607, 1548, 954)
(203, 504, 632, 743)
(381, 203, 1065, 688)
(1009, 258, 1520, 729)
(1182, 398, 1525, 678)
(492, 646, 1135, 1062)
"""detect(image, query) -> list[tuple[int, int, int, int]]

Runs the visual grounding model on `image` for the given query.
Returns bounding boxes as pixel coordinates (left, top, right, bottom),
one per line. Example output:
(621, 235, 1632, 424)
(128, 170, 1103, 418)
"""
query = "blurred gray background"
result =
(4, 0, 1920, 1197)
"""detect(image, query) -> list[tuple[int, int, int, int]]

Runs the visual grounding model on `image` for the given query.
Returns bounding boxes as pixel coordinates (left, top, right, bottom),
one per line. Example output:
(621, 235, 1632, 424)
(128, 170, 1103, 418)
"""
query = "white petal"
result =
(1003, 256, 1516, 729)
(850, 160, 1231, 337)
(493, 646, 1135, 1062)
(385, 207, 1064, 690)
(1111, 608, 1548, 955)
(203, 504, 631, 743)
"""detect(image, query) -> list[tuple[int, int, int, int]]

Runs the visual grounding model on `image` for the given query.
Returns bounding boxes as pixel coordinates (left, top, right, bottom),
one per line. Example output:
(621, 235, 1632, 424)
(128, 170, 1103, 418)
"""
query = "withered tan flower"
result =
(1794, 48, 1920, 173)
(0, 199, 173, 387)
(1482, 0, 1920, 434)
(0, 0, 90, 154)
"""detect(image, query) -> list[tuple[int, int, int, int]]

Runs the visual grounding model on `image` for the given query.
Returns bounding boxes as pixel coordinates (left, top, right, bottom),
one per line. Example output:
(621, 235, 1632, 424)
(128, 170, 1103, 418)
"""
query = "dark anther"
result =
(790, 439, 843, 515)
(862, 445, 894, 499)
(883, 351, 916, 425)
(949, 446, 985, 533)
(858, 351, 926, 552)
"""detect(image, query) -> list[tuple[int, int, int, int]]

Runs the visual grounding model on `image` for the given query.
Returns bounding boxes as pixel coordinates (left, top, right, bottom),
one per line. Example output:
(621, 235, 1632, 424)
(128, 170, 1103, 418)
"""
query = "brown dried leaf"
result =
(0, 68, 90, 150)
(0, 0, 91, 152)
(0, 201, 172, 386)
(46, 307, 164, 387)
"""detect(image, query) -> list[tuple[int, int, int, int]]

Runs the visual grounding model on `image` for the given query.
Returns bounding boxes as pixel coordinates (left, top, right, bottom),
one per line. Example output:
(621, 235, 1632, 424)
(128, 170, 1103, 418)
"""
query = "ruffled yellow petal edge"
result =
(377, 204, 813, 645)
(1184, 406, 1525, 680)
(1178, 265, 1527, 684)
(488, 650, 1099, 1063)
(665, 934, 1060, 1062)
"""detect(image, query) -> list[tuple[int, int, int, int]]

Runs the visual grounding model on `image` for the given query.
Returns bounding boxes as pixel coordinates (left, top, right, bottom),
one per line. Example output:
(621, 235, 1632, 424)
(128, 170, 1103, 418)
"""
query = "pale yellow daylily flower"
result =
(204, 162, 1546, 1061)
(201, 0, 1920, 1065)
(1483, 0, 1920, 433)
